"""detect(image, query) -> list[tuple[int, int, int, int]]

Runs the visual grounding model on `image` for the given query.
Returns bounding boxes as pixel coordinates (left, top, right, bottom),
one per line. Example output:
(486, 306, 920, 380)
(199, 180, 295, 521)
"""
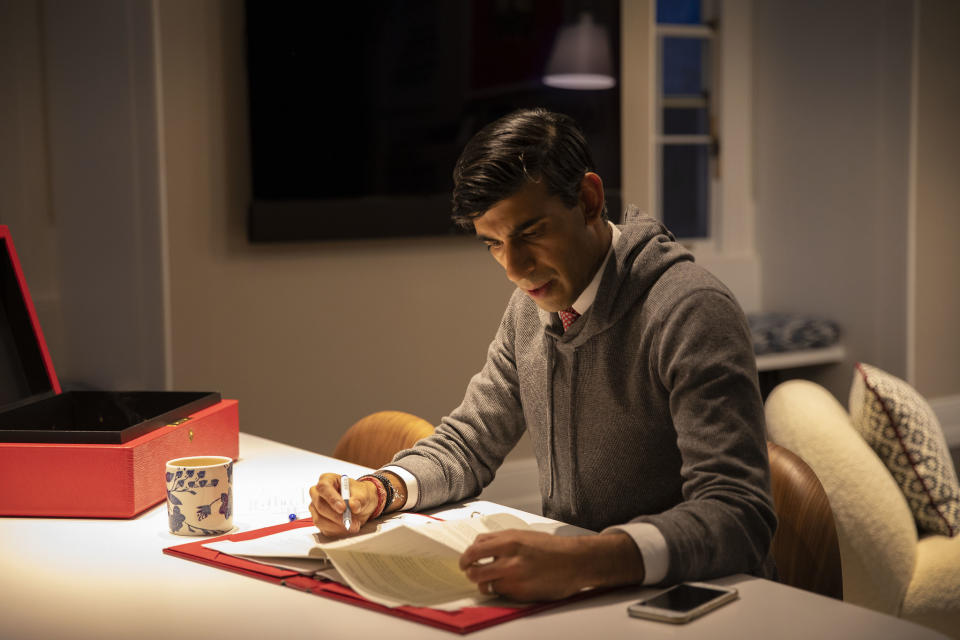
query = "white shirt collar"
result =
(569, 222, 620, 316)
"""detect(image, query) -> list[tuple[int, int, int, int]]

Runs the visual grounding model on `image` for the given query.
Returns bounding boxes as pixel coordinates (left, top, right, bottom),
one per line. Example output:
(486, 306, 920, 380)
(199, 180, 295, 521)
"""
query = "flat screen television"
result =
(245, 1, 621, 242)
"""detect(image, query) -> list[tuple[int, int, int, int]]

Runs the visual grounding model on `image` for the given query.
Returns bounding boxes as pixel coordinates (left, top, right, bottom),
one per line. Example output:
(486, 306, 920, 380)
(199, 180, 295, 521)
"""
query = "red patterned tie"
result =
(558, 307, 580, 332)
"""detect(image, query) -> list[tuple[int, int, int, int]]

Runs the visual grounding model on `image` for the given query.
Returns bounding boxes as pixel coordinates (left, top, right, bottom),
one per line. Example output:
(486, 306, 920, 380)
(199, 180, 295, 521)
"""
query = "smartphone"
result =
(627, 582, 738, 624)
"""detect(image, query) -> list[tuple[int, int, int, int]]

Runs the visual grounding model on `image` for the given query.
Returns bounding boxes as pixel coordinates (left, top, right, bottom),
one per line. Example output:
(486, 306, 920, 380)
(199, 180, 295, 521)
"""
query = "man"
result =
(310, 108, 776, 602)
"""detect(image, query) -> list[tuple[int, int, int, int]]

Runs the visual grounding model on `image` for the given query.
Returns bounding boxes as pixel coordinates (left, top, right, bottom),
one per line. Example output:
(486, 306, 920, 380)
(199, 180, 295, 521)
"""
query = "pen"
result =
(341, 475, 352, 531)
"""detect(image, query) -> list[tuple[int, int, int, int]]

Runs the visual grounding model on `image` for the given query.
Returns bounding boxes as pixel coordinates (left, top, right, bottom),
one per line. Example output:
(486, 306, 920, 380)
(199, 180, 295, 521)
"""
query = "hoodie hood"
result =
(539, 206, 695, 348)
(534, 206, 694, 501)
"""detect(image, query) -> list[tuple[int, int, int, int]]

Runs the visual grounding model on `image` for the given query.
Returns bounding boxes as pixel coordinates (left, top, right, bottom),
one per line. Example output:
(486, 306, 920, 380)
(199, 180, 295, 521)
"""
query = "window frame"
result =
(621, 0, 759, 311)
(654, 12, 717, 245)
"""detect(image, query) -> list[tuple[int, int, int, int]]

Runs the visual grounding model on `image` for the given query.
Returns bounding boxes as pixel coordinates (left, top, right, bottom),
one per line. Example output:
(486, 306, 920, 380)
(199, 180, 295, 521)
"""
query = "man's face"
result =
(473, 177, 608, 313)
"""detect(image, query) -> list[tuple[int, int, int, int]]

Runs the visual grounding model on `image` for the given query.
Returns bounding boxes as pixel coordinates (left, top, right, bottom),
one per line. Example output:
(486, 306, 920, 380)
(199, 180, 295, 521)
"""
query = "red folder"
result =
(163, 519, 610, 634)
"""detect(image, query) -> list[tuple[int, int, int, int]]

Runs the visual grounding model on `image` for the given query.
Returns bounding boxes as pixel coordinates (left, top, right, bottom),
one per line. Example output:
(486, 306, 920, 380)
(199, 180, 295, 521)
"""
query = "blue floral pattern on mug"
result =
(219, 488, 232, 519)
(195, 489, 231, 522)
(169, 505, 186, 532)
(166, 457, 233, 535)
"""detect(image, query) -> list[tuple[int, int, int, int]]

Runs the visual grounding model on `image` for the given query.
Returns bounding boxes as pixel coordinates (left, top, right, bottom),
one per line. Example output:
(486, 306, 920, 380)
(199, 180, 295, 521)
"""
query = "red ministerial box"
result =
(0, 401, 238, 517)
(0, 225, 239, 518)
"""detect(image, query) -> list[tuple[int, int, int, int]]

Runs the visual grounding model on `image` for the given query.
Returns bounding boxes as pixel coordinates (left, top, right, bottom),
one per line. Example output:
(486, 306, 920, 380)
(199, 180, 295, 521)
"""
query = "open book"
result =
(203, 510, 539, 610)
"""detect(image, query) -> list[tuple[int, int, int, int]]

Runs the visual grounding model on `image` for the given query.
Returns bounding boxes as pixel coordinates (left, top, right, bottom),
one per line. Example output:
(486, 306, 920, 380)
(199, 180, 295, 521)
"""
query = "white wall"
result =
(752, 0, 959, 415)
(753, 0, 913, 399)
(42, 0, 168, 392)
(1, 0, 167, 392)
(911, 0, 960, 398)
(0, 0, 63, 365)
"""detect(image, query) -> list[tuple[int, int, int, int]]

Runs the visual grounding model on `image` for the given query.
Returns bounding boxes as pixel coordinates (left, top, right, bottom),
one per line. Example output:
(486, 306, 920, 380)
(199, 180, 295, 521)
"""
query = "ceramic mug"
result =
(165, 456, 233, 535)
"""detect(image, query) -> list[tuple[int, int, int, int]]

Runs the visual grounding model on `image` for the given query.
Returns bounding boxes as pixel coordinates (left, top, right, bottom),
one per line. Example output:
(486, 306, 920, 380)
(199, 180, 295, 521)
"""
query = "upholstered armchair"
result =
(765, 378, 960, 639)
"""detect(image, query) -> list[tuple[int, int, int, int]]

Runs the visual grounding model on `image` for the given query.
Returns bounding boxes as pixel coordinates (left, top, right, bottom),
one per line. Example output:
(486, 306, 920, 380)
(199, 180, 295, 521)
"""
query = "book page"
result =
(317, 513, 530, 608)
(410, 512, 528, 551)
(322, 532, 474, 607)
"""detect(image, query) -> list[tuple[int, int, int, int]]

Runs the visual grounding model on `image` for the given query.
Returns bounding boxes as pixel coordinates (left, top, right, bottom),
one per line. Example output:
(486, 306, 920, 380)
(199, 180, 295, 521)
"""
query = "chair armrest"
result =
(765, 380, 916, 614)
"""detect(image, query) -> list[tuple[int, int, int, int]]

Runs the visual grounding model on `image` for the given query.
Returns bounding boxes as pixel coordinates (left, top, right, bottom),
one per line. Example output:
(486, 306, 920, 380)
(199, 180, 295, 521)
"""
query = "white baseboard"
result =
(930, 394, 960, 449)
(478, 458, 541, 515)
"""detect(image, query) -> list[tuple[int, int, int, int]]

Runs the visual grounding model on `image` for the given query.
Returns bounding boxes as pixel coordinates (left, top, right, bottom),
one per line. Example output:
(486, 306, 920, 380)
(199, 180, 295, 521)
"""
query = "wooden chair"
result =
(333, 410, 435, 469)
(766, 440, 843, 600)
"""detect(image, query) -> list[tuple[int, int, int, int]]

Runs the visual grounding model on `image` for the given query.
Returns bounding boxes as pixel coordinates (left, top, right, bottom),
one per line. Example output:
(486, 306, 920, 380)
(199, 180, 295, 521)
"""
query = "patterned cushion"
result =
(849, 363, 960, 537)
(747, 313, 840, 355)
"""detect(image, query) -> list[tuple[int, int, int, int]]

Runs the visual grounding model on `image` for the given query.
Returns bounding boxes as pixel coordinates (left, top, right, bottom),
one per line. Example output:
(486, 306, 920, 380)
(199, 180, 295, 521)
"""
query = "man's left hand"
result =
(458, 529, 644, 602)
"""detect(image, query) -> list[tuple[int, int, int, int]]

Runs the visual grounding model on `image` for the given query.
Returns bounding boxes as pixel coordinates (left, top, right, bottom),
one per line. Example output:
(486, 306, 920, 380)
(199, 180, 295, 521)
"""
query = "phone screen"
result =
(639, 584, 729, 612)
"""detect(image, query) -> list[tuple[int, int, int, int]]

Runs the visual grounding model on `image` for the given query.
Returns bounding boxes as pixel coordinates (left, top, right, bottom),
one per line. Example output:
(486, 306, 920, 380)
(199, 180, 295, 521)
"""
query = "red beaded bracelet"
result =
(359, 476, 387, 518)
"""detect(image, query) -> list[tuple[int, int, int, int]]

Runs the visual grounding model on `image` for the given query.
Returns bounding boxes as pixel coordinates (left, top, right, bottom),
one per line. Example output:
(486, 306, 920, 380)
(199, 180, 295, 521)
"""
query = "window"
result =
(622, 0, 758, 309)
(655, 0, 717, 240)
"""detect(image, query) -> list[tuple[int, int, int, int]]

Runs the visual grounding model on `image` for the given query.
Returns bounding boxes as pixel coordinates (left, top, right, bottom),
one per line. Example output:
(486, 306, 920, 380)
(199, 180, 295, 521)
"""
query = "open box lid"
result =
(0, 225, 60, 412)
(0, 226, 224, 444)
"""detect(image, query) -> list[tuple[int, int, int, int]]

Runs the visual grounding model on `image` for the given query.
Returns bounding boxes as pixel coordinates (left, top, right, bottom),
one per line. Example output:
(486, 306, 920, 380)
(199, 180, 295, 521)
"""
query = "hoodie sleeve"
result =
(628, 286, 777, 583)
(387, 292, 528, 509)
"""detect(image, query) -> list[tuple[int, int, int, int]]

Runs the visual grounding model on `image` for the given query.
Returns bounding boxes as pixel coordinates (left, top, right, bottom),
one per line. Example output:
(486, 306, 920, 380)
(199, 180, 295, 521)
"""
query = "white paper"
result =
(204, 526, 329, 560)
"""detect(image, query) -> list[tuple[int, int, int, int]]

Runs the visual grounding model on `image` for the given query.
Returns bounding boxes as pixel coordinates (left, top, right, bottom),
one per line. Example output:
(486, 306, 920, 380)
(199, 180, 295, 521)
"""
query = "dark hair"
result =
(451, 108, 604, 229)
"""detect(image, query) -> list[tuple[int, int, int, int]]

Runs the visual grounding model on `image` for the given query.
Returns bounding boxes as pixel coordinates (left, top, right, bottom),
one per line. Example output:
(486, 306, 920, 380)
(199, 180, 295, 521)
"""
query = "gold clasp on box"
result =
(165, 417, 193, 440)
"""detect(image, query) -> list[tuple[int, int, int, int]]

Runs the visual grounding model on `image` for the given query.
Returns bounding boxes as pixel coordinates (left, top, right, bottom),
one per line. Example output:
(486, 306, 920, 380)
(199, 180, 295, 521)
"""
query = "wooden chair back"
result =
(333, 410, 435, 469)
(767, 441, 843, 600)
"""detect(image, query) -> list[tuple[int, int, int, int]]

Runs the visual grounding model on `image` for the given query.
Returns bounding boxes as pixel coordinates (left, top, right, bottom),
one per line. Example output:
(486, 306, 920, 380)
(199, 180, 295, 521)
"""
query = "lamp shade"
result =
(543, 12, 615, 90)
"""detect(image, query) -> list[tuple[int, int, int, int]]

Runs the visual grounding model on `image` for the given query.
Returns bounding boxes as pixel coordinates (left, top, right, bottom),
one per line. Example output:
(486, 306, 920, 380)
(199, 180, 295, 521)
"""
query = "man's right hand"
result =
(308, 473, 380, 537)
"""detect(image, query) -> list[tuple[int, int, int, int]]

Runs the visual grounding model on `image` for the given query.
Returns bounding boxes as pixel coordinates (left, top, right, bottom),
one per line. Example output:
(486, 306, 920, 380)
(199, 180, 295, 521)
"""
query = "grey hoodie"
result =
(392, 212, 777, 584)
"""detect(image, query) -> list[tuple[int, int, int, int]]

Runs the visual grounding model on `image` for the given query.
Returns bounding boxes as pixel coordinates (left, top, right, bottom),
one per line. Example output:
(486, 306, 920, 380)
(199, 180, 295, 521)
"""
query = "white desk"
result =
(0, 433, 946, 639)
